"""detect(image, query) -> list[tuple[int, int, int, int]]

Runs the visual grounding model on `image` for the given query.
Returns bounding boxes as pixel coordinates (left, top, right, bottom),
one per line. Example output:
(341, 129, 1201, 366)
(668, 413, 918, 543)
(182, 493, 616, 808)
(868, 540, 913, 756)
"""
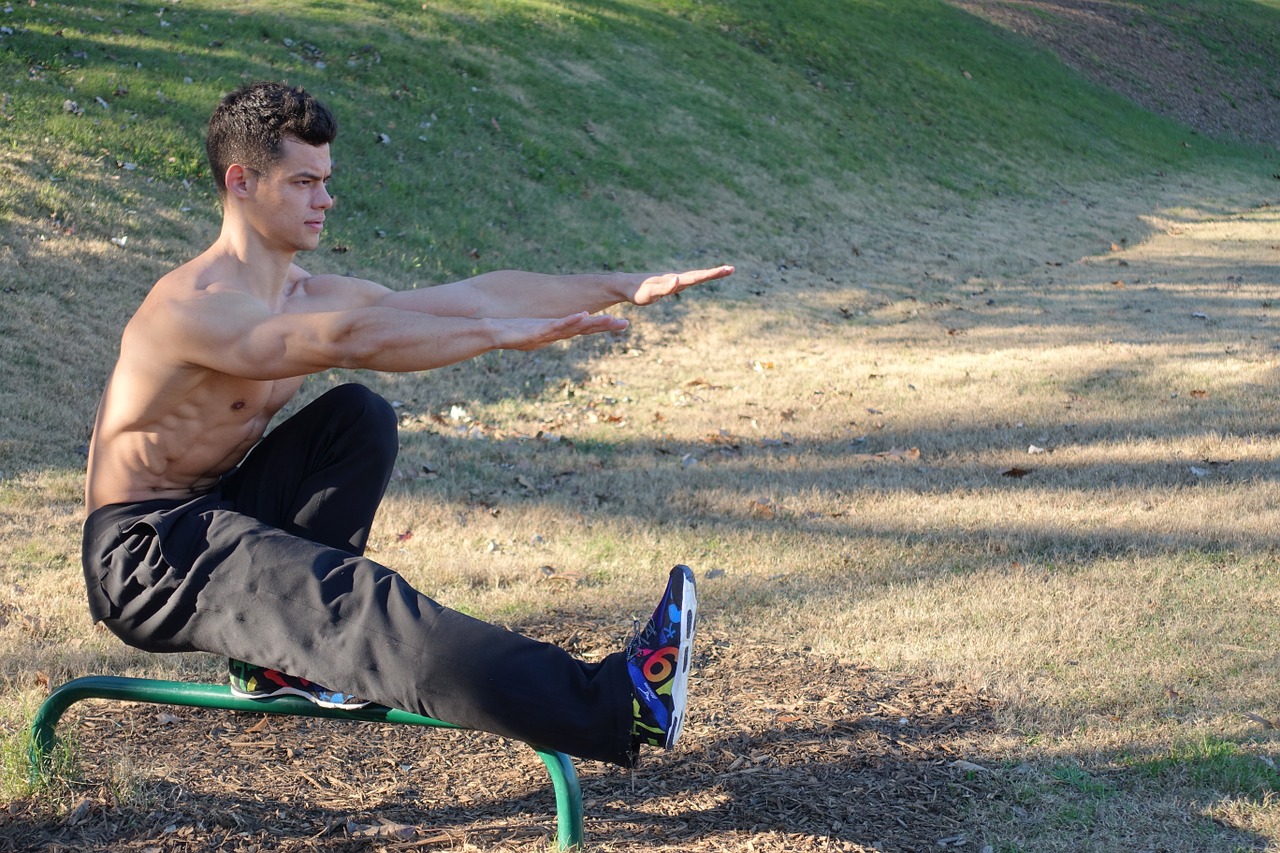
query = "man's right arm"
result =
(369, 265, 734, 320)
(164, 292, 628, 380)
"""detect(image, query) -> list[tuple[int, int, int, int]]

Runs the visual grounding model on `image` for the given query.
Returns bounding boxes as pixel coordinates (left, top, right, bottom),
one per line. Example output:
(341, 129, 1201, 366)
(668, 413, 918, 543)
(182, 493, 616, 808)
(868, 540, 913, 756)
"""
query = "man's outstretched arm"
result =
(167, 291, 631, 381)
(374, 265, 735, 319)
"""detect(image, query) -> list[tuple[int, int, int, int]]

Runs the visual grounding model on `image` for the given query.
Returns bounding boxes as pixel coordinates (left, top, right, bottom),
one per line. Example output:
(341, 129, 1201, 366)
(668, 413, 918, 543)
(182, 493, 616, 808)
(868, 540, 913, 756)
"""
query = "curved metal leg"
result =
(30, 676, 585, 850)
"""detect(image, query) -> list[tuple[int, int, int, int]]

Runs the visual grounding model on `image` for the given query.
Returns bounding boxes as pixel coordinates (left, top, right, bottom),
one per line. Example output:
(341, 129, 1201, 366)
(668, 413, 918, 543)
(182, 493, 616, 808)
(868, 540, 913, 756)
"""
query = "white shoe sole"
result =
(664, 566, 697, 748)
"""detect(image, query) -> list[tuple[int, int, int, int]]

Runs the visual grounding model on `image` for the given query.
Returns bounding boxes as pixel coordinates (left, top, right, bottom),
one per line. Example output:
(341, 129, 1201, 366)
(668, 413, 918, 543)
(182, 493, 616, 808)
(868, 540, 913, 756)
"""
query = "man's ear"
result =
(224, 164, 255, 199)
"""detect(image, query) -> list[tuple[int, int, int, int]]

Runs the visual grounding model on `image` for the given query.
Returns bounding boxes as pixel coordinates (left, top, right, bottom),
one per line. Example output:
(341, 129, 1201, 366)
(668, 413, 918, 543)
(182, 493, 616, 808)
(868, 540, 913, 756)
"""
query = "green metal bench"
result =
(29, 675, 585, 850)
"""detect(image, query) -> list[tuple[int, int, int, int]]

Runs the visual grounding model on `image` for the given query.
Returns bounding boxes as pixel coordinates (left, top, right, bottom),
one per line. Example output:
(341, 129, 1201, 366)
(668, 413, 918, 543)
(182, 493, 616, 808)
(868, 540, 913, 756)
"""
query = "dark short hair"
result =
(206, 82, 338, 195)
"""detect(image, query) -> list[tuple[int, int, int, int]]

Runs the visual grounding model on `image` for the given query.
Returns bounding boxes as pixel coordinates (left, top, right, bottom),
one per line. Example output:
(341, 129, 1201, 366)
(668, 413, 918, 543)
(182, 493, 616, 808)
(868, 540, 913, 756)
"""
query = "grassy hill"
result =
(2, 0, 1272, 272)
(2, 0, 1275, 470)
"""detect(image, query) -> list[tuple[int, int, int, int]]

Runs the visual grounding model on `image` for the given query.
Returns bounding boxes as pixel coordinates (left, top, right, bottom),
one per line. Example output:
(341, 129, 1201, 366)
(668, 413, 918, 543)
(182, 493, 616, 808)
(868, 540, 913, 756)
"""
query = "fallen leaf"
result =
(347, 819, 417, 839)
(245, 715, 270, 734)
(65, 798, 92, 826)
(853, 447, 920, 463)
(1244, 712, 1277, 730)
(702, 429, 740, 446)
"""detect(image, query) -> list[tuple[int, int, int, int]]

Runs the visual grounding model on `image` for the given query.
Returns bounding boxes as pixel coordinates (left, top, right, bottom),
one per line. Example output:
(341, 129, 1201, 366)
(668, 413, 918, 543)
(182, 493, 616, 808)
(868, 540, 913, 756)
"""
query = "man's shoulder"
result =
(150, 249, 229, 302)
(286, 268, 389, 310)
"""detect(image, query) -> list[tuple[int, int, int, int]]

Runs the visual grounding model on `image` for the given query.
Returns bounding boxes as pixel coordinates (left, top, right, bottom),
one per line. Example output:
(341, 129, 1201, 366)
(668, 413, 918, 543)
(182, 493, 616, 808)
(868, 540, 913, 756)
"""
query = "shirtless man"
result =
(81, 81, 733, 766)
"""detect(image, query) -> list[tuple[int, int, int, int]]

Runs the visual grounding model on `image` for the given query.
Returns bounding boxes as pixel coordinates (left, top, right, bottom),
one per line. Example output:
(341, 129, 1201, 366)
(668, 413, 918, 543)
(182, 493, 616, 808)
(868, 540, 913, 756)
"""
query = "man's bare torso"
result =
(84, 256, 309, 514)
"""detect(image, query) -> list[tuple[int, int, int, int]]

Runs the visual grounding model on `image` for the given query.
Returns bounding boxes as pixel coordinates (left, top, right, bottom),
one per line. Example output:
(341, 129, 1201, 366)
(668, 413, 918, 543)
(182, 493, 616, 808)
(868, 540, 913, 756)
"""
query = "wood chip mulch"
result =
(2, 617, 998, 852)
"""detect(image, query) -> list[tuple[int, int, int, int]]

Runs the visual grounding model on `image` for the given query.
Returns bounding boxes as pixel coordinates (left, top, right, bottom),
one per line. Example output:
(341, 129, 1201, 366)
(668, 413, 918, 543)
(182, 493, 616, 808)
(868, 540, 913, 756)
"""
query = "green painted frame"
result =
(29, 676, 584, 850)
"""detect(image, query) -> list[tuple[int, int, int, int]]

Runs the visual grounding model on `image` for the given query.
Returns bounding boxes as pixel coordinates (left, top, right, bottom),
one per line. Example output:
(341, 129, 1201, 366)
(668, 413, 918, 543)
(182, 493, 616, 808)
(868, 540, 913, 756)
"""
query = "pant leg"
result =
(223, 383, 398, 555)
(92, 504, 633, 764)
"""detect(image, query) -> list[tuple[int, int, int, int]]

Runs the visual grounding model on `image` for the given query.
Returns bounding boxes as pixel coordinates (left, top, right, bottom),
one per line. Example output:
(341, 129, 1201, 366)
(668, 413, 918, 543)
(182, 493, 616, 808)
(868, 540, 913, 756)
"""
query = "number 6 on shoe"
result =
(627, 565, 697, 749)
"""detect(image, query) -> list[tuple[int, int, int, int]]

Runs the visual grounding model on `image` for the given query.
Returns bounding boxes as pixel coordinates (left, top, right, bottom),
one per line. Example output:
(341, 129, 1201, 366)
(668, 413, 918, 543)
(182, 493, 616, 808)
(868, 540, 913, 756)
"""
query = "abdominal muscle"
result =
(85, 365, 304, 514)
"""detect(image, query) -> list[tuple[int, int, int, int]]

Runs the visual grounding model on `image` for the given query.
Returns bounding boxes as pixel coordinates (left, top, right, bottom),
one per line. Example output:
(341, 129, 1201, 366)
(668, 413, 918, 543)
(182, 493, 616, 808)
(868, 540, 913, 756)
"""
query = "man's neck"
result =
(211, 217, 298, 301)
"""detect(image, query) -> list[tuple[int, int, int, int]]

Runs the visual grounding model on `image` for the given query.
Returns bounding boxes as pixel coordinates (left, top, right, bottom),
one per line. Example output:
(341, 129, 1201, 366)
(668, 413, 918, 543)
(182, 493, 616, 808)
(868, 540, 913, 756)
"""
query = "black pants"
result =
(82, 384, 633, 765)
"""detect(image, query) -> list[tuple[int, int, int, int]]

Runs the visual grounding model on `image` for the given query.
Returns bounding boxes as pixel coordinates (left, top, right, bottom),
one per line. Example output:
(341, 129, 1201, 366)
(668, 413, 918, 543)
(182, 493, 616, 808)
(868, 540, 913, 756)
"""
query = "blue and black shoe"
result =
(627, 565, 697, 749)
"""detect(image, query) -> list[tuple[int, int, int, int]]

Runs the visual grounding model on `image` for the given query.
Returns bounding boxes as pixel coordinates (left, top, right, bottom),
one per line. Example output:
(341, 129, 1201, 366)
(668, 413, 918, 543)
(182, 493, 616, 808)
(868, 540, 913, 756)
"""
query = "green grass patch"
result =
(1124, 736, 1280, 797)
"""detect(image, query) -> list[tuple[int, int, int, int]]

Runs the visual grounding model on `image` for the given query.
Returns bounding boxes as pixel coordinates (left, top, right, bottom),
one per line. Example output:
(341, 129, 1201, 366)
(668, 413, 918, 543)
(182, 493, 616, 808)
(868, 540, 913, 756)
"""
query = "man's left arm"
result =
(376, 265, 735, 319)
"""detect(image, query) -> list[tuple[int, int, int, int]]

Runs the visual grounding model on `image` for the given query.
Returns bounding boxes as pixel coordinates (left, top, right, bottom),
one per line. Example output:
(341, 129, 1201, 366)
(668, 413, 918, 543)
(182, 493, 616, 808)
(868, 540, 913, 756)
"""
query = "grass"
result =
(4, 0, 1280, 850)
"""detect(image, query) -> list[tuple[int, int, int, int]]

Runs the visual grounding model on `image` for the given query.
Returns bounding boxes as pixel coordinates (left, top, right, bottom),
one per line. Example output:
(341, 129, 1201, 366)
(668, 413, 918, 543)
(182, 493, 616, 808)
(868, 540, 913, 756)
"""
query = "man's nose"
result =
(315, 186, 334, 209)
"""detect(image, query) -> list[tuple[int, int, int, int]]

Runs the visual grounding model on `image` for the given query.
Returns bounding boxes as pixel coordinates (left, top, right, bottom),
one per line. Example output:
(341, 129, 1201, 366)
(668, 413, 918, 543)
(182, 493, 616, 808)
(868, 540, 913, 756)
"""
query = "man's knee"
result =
(320, 384, 394, 426)
(326, 383, 399, 452)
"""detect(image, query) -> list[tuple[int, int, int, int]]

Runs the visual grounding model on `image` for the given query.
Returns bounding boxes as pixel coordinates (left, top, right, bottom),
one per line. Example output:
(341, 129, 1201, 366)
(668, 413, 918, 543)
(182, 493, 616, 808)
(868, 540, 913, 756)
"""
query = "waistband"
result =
(84, 497, 194, 538)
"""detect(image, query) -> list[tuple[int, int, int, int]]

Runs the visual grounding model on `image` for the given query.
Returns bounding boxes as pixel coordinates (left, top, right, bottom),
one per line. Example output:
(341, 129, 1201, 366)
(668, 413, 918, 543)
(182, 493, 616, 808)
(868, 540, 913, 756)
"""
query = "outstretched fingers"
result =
(633, 264, 735, 305)
(502, 312, 629, 351)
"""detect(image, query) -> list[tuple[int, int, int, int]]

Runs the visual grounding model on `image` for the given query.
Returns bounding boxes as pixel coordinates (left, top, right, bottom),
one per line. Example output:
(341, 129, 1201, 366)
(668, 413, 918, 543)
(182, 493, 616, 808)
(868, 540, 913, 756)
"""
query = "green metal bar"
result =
(537, 747, 585, 851)
(30, 675, 584, 850)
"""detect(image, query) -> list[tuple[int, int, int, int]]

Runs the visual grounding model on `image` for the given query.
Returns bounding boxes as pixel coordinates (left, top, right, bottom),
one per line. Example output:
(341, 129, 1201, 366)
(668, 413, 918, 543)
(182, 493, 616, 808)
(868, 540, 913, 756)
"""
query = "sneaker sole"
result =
(663, 564, 697, 748)
(229, 683, 371, 711)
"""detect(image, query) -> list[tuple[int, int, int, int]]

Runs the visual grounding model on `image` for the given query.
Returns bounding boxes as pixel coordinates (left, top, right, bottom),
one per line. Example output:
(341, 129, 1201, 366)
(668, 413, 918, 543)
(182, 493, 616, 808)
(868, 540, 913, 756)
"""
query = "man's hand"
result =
(629, 265, 735, 306)
(495, 311, 630, 351)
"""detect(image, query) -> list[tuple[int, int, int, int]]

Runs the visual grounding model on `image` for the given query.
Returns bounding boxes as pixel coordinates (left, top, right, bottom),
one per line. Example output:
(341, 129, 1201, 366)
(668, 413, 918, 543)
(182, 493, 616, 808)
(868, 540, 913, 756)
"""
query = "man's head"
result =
(206, 82, 337, 196)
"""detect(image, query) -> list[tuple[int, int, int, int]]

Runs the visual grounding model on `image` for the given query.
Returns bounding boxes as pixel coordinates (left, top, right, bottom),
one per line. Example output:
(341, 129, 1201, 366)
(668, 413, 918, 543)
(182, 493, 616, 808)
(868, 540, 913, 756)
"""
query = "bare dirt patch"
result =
(949, 0, 1280, 147)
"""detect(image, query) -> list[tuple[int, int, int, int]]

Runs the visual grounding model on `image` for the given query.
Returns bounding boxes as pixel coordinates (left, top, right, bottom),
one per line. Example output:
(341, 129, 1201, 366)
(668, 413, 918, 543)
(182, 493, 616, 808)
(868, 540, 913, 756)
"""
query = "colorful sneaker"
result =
(627, 565, 697, 749)
(228, 659, 371, 710)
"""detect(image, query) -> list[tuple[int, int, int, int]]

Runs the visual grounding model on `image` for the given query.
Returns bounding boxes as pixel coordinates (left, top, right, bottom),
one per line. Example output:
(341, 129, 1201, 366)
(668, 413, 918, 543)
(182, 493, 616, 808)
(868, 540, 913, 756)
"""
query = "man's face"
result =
(248, 137, 334, 252)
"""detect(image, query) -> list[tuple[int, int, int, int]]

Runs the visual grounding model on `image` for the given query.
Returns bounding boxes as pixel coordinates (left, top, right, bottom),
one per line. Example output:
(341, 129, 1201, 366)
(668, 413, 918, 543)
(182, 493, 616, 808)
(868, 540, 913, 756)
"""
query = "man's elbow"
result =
(327, 332, 379, 370)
